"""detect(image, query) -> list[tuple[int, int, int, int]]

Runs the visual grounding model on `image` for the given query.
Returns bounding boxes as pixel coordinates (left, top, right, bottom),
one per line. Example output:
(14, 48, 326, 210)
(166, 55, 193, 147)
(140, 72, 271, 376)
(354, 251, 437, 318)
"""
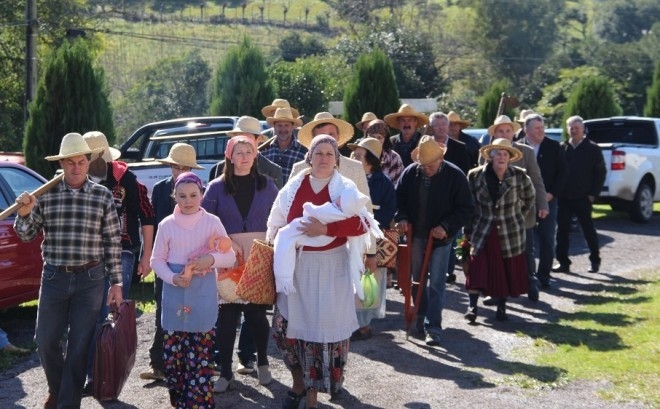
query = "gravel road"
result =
(1, 214, 657, 408)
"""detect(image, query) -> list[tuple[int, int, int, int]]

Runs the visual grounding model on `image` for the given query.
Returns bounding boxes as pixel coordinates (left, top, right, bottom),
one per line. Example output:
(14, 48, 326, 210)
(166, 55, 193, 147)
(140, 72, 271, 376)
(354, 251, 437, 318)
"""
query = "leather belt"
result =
(53, 260, 101, 273)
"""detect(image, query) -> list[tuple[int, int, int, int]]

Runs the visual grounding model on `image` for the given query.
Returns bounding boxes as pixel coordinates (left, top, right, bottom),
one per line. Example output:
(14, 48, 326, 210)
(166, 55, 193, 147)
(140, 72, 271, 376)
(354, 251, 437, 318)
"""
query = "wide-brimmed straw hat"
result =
(355, 112, 378, 132)
(297, 112, 354, 148)
(479, 138, 523, 162)
(45, 132, 104, 161)
(515, 109, 538, 123)
(411, 135, 447, 165)
(347, 137, 383, 159)
(261, 99, 300, 119)
(227, 116, 263, 137)
(384, 104, 429, 129)
(266, 107, 303, 128)
(487, 115, 521, 135)
(157, 142, 204, 169)
(82, 131, 121, 163)
(447, 111, 470, 129)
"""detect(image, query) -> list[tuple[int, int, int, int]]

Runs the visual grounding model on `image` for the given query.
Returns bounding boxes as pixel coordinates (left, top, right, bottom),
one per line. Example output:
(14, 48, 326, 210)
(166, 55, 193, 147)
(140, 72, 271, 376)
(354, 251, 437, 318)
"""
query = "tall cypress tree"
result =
(24, 39, 114, 178)
(562, 76, 622, 138)
(644, 61, 660, 117)
(477, 80, 515, 128)
(343, 49, 400, 139)
(208, 36, 275, 118)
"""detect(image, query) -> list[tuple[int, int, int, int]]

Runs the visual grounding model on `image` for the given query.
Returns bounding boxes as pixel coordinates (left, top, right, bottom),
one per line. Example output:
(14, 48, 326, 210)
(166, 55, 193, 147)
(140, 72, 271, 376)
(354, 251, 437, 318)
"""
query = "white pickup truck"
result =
(584, 116, 660, 223)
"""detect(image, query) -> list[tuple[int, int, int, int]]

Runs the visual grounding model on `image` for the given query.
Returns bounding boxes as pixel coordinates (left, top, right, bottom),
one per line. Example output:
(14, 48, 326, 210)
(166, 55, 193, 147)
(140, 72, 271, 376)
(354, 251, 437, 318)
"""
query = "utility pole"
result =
(25, 0, 38, 123)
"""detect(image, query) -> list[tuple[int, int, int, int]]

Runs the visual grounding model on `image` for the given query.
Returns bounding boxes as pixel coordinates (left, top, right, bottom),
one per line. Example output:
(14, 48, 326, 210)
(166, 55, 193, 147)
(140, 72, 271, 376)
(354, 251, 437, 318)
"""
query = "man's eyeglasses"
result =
(171, 165, 192, 172)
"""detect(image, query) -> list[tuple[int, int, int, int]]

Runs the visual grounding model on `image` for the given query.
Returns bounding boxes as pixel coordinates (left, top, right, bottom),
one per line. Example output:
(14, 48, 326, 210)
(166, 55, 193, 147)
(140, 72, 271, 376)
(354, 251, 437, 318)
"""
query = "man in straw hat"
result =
(261, 107, 307, 181)
(385, 104, 429, 168)
(261, 98, 300, 140)
(355, 112, 378, 135)
(479, 115, 549, 303)
(447, 111, 481, 168)
(394, 135, 474, 346)
(513, 108, 538, 141)
(290, 112, 370, 199)
(139, 142, 203, 383)
(13, 132, 123, 408)
(209, 116, 284, 188)
(81, 131, 156, 394)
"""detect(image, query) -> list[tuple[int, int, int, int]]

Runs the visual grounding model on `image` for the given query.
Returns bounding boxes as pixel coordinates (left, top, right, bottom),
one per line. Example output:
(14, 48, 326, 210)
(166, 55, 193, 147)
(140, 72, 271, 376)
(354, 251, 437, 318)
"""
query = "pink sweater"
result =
(151, 206, 236, 285)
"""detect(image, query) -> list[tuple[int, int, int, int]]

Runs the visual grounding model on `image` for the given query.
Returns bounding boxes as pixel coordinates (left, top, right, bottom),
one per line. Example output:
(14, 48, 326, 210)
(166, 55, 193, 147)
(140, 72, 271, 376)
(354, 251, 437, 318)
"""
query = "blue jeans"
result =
(36, 263, 106, 408)
(411, 238, 451, 336)
(535, 198, 558, 283)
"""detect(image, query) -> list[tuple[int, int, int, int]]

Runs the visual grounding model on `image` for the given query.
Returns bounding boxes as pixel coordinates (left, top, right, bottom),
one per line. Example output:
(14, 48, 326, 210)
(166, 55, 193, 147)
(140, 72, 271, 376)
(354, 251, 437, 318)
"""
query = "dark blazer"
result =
(560, 138, 606, 199)
(444, 137, 471, 175)
(519, 136, 568, 199)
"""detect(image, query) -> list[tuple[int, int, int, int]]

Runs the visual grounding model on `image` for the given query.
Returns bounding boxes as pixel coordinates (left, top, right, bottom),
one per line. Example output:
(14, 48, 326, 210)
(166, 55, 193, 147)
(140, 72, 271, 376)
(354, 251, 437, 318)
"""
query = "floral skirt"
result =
(466, 227, 529, 298)
(163, 329, 215, 409)
(272, 308, 348, 394)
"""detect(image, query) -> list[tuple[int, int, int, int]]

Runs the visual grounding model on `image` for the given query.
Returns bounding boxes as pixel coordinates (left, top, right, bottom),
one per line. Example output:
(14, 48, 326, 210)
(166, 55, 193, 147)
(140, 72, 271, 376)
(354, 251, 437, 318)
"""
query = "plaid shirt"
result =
(14, 178, 123, 285)
(261, 137, 308, 181)
(466, 165, 535, 258)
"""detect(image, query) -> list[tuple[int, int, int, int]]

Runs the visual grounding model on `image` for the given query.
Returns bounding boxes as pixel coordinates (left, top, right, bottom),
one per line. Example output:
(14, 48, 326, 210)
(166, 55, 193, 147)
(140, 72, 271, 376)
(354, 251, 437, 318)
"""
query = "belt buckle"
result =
(64, 265, 76, 273)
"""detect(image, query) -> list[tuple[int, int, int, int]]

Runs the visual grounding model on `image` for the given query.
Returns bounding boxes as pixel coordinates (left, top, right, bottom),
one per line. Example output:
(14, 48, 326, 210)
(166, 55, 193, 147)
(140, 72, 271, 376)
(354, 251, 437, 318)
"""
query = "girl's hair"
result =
(364, 150, 383, 172)
(222, 140, 266, 196)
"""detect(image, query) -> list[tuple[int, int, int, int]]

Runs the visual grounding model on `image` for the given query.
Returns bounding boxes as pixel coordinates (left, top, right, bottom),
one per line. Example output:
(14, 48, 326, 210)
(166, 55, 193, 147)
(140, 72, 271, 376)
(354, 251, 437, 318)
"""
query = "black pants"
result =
(556, 197, 600, 265)
(148, 276, 164, 371)
(215, 303, 270, 380)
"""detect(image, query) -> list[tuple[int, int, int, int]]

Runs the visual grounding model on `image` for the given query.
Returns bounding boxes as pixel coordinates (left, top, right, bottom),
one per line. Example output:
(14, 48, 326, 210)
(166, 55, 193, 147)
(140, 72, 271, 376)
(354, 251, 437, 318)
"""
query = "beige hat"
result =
(347, 137, 383, 159)
(447, 111, 470, 129)
(411, 135, 447, 165)
(479, 138, 523, 162)
(266, 107, 303, 128)
(487, 115, 521, 135)
(45, 132, 104, 161)
(261, 99, 300, 119)
(227, 116, 262, 137)
(384, 104, 429, 129)
(82, 131, 121, 163)
(355, 112, 379, 132)
(157, 142, 203, 170)
(515, 109, 538, 123)
(297, 112, 354, 149)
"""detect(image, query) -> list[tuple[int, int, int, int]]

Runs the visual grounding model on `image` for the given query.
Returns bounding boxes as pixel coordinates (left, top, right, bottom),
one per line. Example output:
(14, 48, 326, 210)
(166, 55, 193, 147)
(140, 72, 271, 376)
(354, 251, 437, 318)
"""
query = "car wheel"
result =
(629, 182, 654, 223)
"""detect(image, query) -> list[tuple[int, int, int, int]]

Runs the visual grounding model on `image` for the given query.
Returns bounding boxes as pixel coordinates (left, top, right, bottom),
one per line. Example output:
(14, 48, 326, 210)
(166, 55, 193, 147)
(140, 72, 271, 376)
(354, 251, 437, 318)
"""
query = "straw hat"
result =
(266, 107, 303, 128)
(157, 142, 203, 170)
(384, 104, 429, 129)
(297, 112, 354, 148)
(82, 131, 121, 163)
(261, 99, 300, 119)
(411, 135, 447, 165)
(227, 116, 263, 137)
(515, 109, 538, 123)
(487, 115, 521, 135)
(355, 112, 378, 132)
(479, 138, 523, 162)
(45, 132, 104, 161)
(347, 137, 383, 159)
(447, 111, 470, 129)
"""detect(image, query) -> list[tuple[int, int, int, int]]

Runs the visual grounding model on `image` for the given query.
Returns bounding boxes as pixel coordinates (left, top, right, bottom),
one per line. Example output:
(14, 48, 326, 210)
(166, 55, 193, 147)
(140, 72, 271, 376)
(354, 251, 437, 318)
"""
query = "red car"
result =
(0, 162, 46, 309)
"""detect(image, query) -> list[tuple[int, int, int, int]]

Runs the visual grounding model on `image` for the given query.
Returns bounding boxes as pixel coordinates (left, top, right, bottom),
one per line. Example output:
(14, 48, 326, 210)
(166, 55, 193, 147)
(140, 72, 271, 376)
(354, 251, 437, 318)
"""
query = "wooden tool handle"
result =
(0, 173, 64, 221)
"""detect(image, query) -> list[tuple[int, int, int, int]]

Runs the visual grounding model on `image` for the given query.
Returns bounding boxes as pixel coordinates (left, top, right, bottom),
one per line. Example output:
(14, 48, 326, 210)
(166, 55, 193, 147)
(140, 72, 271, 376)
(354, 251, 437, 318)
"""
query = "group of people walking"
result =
(11, 98, 606, 409)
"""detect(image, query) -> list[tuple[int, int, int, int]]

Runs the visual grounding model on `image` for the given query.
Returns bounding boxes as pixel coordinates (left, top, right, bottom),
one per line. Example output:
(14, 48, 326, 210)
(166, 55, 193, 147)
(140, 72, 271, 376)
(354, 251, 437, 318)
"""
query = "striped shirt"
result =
(261, 137, 308, 181)
(14, 178, 123, 285)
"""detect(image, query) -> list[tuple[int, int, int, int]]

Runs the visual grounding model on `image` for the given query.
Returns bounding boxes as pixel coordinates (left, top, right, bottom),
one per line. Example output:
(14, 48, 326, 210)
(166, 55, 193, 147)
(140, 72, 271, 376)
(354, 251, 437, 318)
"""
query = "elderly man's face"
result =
(431, 117, 449, 140)
(420, 158, 442, 177)
(398, 116, 418, 137)
(494, 124, 515, 141)
(274, 121, 294, 141)
(525, 119, 545, 145)
(567, 120, 585, 140)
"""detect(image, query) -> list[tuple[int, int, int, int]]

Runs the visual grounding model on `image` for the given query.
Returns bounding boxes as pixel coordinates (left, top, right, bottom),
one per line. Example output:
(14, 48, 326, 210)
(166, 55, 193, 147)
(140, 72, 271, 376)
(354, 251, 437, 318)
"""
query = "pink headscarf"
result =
(224, 135, 257, 159)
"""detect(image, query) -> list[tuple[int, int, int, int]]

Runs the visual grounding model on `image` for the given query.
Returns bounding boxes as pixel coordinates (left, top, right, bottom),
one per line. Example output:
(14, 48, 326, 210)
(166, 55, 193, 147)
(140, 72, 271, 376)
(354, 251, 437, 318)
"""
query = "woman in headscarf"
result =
(365, 119, 404, 186)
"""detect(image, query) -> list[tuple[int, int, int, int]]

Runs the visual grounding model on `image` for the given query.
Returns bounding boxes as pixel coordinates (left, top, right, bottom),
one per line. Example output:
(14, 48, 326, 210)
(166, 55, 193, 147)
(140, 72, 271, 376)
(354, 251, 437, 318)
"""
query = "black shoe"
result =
(588, 261, 600, 273)
(552, 263, 570, 273)
(465, 306, 477, 323)
(539, 281, 551, 290)
(482, 296, 498, 306)
(528, 277, 539, 302)
(424, 332, 441, 346)
(281, 390, 306, 409)
(350, 328, 373, 341)
(82, 380, 93, 397)
(446, 273, 457, 284)
(496, 302, 508, 321)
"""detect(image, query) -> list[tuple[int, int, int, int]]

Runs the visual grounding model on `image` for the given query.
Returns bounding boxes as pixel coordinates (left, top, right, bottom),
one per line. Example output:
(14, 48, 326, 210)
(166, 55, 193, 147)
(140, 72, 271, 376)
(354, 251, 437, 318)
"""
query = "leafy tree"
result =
(469, 0, 563, 86)
(343, 49, 400, 135)
(644, 61, 660, 117)
(277, 32, 327, 62)
(562, 76, 622, 137)
(208, 37, 275, 118)
(24, 39, 114, 178)
(268, 59, 329, 118)
(476, 80, 515, 128)
(114, 51, 211, 143)
(592, 0, 660, 44)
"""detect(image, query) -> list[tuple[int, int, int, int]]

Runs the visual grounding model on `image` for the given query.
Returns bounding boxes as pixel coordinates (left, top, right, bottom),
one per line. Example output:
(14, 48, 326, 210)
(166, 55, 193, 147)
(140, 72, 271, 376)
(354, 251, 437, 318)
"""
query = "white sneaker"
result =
(257, 365, 272, 386)
(213, 376, 233, 393)
(236, 361, 255, 375)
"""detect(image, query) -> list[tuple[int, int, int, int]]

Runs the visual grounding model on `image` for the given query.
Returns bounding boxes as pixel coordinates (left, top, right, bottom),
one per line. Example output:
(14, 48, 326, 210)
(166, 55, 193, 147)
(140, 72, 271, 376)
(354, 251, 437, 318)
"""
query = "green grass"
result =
(509, 269, 660, 406)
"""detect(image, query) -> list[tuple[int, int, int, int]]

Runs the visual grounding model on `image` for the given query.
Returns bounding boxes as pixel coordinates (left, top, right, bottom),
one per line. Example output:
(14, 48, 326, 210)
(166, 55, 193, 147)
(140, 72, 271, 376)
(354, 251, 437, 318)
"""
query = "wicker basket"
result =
(236, 239, 276, 305)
